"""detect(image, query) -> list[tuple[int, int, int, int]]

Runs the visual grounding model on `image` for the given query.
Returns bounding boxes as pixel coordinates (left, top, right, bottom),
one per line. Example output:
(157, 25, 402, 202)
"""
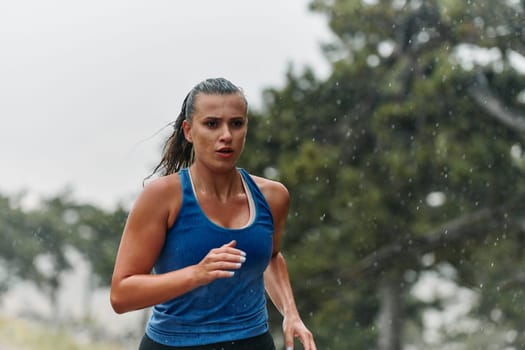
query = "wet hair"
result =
(147, 78, 247, 179)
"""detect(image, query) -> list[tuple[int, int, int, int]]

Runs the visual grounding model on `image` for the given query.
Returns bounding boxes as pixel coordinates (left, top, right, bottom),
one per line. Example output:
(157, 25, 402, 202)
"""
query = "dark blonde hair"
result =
(148, 78, 247, 178)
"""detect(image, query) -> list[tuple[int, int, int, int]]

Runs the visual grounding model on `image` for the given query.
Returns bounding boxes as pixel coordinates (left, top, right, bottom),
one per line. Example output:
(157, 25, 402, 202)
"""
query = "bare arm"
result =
(259, 179, 317, 350)
(110, 176, 244, 314)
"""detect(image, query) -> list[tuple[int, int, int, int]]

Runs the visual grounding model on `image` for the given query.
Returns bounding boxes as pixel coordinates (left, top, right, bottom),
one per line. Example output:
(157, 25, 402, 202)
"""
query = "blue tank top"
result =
(145, 168, 274, 347)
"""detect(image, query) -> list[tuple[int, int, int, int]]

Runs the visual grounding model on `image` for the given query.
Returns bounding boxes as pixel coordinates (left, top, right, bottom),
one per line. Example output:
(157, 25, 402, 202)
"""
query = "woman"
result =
(110, 78, 316, 350)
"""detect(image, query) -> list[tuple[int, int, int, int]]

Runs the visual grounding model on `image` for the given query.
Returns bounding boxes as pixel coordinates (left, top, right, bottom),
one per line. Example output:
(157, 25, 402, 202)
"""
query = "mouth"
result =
(216, 147, 234, 156)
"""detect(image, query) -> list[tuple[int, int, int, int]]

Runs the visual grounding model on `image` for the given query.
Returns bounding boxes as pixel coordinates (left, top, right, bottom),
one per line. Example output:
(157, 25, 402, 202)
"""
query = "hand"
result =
(194, 240, 246, 286)
(283, 315, 316, 350)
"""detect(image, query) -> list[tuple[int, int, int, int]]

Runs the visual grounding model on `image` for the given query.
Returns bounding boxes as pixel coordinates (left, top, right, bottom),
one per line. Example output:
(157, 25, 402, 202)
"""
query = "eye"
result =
(204, 119, 218, 128)
(231, 118, 245, 128)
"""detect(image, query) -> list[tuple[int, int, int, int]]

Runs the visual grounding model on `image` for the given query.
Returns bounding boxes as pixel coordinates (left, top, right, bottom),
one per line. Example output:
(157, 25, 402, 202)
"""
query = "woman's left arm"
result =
(259, 179, 317, 350)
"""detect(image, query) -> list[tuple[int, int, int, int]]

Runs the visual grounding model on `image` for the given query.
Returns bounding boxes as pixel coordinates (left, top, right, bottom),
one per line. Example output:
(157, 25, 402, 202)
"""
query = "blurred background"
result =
(1, 0, 525, 349)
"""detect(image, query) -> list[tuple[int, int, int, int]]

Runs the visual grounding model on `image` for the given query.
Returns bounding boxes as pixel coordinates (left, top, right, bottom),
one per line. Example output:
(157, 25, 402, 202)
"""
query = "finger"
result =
(208, 261, 243, 271)
(211, 252, 246, 264)
(210, 270, 236, 279)
(223, 240, 237, 248)
(284, 331, 294, 350)
(204, 261, 241, 277)
(299, 332, 316, 350)
(214, 241, 246, 258)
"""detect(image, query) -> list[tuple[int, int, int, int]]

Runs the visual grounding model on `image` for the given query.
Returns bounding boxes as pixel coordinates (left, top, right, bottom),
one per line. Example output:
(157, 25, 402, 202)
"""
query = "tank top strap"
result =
(178, 168, 198, 206)
(238, 168, 274, 226)
(178, 167, 273, 228)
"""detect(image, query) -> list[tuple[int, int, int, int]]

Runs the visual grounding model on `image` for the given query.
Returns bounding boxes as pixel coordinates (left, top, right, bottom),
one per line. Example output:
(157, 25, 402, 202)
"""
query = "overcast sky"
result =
(0, 0, 332, 209)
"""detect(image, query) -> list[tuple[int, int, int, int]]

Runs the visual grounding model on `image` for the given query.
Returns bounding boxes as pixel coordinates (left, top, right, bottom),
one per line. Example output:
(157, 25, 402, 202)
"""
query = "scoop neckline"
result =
(187, 168, 256, 231)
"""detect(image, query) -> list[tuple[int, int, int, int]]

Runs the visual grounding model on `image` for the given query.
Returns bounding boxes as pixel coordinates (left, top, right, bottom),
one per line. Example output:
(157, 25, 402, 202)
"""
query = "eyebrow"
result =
(201, 115, 246, 120)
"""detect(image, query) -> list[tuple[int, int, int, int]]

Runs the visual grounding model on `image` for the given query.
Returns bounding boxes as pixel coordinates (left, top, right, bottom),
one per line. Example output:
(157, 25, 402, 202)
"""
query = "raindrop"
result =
(417, 31, 430, 43)
(367, 54, 380, 67)
(426, 192, 446, 207)
(263, 166, 279, 180)
(510, 144, 522, 159)
(490, 308, 502, 322)
(378, 40, 395, 57)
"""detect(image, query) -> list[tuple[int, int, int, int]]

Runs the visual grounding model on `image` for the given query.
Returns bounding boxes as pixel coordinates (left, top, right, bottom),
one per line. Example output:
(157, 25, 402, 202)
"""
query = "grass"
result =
(0, 316, 124, 350)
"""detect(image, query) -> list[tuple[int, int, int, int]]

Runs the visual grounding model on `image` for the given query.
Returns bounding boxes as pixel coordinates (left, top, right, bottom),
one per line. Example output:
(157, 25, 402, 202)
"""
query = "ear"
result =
(182, 120, 193, 143)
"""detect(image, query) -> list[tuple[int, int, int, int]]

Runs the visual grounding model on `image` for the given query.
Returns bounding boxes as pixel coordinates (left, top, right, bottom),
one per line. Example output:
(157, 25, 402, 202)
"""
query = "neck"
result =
(188, 163, 242, 201)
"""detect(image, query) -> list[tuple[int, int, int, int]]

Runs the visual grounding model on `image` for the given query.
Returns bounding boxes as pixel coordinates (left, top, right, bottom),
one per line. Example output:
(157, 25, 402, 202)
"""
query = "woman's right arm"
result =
(110, 175, 245, 314)
(110, 176, 195, 313)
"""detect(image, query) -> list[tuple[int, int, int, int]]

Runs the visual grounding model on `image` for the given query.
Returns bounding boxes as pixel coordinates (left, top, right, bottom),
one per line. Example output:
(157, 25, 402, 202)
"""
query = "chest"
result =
(158, 201, 274, 275)
(197, 193, 251, 229)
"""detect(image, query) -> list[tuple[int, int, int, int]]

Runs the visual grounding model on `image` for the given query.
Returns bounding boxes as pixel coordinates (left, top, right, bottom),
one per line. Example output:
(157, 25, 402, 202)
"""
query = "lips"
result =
(216, 147, 234, 158)
(217, 147, 233, 154)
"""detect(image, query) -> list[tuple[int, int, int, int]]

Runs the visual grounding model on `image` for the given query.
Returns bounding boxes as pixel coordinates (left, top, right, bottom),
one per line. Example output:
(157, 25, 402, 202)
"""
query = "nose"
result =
(220, 124, 233, 142)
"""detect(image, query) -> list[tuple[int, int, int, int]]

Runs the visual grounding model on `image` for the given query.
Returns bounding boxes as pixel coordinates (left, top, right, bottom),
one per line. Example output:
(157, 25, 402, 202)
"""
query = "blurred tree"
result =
(0, 194, 44, 295)
(241, 0, 525, 348)
(0, 192, 72, 319)
(0, 191, 125, 323)
(44, 196, 127, 320)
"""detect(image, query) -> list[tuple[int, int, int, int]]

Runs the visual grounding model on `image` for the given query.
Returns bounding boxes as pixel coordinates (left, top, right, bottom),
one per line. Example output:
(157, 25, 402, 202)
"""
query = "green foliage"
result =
(0, 194, 70, 295)
(0, 191, 126, 299)
(242, 0, 525, 348)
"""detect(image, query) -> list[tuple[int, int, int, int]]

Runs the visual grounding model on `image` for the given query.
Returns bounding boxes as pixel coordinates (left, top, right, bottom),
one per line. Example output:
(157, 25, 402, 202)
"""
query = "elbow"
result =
(110, 291, 127, 314)
(110, 284, 133, 314)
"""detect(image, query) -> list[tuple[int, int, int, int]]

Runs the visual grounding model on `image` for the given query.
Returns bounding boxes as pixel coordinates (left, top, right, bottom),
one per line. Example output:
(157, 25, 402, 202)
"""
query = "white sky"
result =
(0, 0, 332, 209)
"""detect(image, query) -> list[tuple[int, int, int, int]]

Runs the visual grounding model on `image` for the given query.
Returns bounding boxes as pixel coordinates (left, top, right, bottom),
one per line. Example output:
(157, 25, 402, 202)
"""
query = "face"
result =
(182, 93, 248, 172)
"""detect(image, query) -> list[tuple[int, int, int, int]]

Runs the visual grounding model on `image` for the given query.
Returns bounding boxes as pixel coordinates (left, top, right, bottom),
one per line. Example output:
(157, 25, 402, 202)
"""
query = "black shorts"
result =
(138, 331, 276, 350)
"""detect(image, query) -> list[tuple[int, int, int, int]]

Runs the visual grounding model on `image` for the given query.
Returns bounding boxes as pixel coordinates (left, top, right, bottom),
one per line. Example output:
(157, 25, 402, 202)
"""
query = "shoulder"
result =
(133, 173, 183, 227)
(141, 173, 181, 201)
(249, 174, 290, 215)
